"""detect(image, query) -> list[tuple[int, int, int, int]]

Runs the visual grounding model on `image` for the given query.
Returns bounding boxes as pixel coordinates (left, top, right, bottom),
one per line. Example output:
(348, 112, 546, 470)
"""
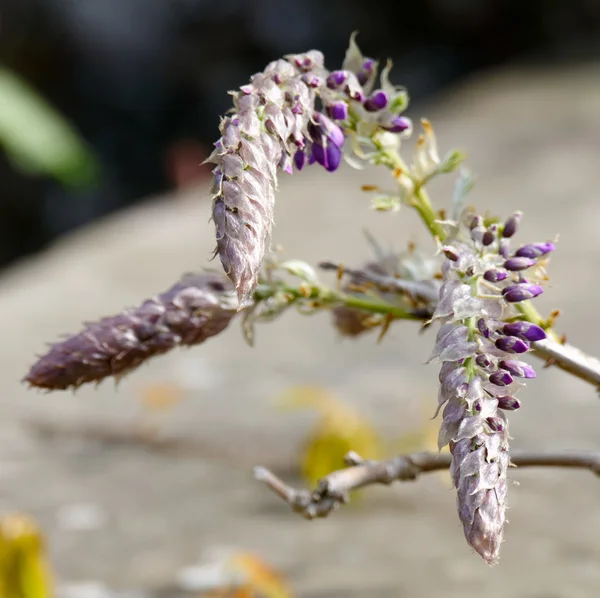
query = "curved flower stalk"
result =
(209, 35, 412, 302)
(429, 210, 554, 564)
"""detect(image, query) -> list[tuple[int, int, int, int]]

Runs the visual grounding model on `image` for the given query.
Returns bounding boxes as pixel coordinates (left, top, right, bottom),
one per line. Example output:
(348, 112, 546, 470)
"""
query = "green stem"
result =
(413, 187, 446, 241)
(253, 282, 423, 321)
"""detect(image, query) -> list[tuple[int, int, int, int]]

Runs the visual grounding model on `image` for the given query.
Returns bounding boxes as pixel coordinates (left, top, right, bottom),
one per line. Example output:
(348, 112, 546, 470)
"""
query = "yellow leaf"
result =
(227, 553, 293, 598)
(0, 514, 54, 598)
(273, 386, 384, 493)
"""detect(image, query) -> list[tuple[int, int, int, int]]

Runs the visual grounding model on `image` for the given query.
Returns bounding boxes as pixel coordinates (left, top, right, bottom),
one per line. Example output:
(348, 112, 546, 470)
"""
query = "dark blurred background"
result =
(1, 0, 600, 271)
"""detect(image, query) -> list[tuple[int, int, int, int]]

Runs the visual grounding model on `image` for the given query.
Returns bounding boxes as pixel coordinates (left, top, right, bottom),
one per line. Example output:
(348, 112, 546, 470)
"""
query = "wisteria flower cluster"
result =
(24, 35, 600, 568)
(209, 34, 410, 302)
(429, 211, 554, 563)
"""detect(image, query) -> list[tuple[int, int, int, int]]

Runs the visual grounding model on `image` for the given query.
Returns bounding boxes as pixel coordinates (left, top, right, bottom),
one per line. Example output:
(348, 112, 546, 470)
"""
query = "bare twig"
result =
(532, 338, 600, 389)
(255, 449, 600, 519)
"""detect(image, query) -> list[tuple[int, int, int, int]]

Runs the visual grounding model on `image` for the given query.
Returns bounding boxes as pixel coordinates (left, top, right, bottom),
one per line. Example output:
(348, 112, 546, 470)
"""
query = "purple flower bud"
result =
(477, 318, 491, 338)
(486, 416, 505, 432)
(357, 58, 376, 85)
(515, 242, 556, 259)
(499, 359, 536, 379)
(483, 269, 508, 283)
(300, 74, 322, 88)
(326, 71, 348, 89)
(294, 149, 307, 171)
(326, 102, 349, 121)
(311, 142, 342, 172)
(482, 226, 497, 247)
(495, 336, 530, 354)
(502, 212, 521, 238)
(310, 113, 345, 148)
(364, 90, 389, 112)
(476, 353, 492, 369)
(382, 116, 411, 133)
(442, 246, 460, 262)
(504, 257, 537, 271)
(502, 322, 546, 342)
(497, 396, 521, 411)
(489, 370, 514, 386)
(502, 283, 544, 303)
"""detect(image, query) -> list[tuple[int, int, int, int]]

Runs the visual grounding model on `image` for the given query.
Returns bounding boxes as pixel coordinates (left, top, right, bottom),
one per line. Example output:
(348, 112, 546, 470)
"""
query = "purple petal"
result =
(326, 71, 348, 89)
(364, 90, 389, 112)
(357, 58, 376, 85)
(502, 212, 521, 238)
(326, 102, 349, 121)
(495, 336, 530, 354)
(475, 353, 492, 369)
(502, 284, 543, 303)
(502, 322, 546, 342)
(497, 396, 521, 411)
(489, 370, 514, 386)
(294, 149, 307, 171)
(483, 269, 508, 283)
(383, 116, 411, 134)
(504, 257, 537, 271)
(515, 242, 556, 258)
(486, 416, 505, 432)
(499, 360, 536, 379)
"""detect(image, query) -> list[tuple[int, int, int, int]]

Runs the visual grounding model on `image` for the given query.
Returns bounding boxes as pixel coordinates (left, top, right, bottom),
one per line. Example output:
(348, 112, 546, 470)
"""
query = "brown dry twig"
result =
(255, 449, 600, 519)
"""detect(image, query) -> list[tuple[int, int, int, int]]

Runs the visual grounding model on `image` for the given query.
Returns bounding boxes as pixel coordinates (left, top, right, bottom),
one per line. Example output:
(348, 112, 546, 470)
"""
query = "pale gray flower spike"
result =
(430, 211, 554, 564)
(209, 36, 413, 303)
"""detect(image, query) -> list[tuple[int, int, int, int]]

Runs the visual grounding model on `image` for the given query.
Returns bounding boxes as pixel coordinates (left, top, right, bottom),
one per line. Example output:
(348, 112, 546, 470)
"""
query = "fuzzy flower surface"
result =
(429, 211, 554, 564)
(25, 273, 238, 391)
(209, 35, 412, 302)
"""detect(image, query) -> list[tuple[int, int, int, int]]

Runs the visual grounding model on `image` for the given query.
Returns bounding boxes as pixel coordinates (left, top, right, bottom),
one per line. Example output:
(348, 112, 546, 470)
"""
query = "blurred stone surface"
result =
(0, 64, 600, 597)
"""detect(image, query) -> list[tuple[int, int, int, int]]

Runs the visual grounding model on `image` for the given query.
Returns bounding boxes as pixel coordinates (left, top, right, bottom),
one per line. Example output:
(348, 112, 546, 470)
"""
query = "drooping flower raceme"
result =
(209, 35, 412, 302)
(429, 211, 554, 564)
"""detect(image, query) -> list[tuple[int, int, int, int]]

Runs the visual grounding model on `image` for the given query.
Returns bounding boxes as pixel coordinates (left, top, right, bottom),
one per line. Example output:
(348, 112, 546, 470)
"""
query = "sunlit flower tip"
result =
(515, 242, 556, 258)
(497, 396, 521, 411)
(311, 142, 342, 172)
(502, 321, 546, 342)
(482, 225, 498, 247)
(499, 360, 536, 379)
(495, 336, 530, 354)
(383, 116, 411, 133)
(442, 246, 460, 261)
(475, 353, 492, 368)
(502, 212, 522, 238)
(294, 148, 308, 171)
(326, 101, 349, 121)
(364, 90, 389, 112)
(326, 70, 349, 89)
(503, 257, 537, 271)
(477, 318, 491, 338)
(486, 416, 505, 432)
(489, 370, 514, 386)
(483, 269, 508, 283)
(502, 283, 544, 303)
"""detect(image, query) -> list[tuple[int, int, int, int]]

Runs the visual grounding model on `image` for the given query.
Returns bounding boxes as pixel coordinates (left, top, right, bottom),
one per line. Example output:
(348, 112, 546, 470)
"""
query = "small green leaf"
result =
(439, 149, 467, 173)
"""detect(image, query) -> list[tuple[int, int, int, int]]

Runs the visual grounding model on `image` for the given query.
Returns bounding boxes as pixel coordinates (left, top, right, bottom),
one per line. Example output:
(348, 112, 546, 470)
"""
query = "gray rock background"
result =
(1, 64, 600, 597)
